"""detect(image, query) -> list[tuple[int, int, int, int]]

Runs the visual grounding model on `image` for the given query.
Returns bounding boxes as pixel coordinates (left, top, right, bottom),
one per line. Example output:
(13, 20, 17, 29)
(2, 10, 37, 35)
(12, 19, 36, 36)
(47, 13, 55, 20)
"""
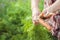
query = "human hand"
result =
(39, 8, 53, 19)
(32, 9, 40, 25)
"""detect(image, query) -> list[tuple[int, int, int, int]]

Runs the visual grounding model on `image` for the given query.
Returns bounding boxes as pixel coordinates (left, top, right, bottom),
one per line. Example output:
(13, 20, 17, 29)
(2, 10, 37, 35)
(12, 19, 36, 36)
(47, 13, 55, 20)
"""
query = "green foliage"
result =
(0, 0, 57, 40)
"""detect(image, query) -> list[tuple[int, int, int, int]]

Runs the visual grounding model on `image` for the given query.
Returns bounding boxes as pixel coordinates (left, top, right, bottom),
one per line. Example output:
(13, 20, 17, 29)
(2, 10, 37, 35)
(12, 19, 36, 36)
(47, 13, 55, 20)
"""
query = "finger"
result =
(39, 13, 46, 19)
(32, 20, 39, 25)
(43, 13, 55, 18)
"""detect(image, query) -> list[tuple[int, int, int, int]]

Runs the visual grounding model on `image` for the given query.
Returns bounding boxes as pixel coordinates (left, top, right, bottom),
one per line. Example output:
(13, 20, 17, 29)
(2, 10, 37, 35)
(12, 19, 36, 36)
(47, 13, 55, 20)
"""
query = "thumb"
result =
(39, 12, 45, 18)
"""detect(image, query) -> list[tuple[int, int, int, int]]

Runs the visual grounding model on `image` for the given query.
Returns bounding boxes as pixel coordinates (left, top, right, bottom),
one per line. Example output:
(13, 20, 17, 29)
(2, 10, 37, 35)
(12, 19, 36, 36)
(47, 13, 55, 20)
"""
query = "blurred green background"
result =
(0, 0, 57, 40)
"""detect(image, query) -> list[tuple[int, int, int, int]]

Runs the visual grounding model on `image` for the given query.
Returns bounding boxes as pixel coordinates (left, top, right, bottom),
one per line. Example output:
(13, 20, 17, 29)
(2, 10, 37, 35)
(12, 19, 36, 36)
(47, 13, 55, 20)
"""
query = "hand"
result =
(32, 10, 40, 25)
(39, 8, 53, 19)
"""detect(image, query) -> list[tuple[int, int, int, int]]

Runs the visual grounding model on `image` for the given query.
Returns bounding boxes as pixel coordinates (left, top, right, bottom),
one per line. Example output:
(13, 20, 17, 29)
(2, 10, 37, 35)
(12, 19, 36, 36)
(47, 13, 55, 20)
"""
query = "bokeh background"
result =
(0, 0, 57, 40)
